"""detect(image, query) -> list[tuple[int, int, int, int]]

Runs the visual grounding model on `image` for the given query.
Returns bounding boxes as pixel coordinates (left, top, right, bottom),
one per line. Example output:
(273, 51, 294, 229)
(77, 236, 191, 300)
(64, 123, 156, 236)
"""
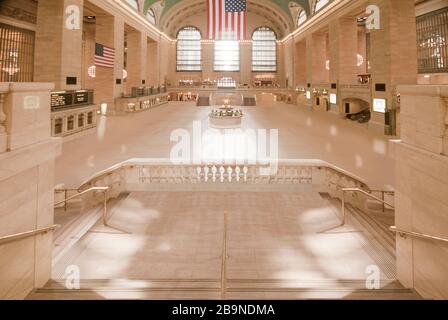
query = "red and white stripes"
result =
(207, 0, 246, 41)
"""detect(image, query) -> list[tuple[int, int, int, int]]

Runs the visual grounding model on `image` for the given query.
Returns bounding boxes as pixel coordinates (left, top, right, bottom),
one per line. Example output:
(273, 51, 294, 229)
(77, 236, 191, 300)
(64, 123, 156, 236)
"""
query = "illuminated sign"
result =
(373, 98, 386, 113)
(306, 91, 311, 99)
(330, 93, 337, 104)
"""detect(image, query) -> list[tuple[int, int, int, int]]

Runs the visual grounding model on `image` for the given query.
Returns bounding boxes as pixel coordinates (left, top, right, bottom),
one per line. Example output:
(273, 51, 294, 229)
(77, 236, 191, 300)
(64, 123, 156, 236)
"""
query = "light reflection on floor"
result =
(53, 192, 395, 287)
(56, 102, 394, 189)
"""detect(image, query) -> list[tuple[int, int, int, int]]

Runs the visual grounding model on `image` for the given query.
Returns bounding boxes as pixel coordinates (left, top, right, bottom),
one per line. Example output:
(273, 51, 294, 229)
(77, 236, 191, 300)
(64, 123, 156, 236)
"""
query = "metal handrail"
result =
(340, 188, 448, 244)
(390, 226, 448, 244)
(339, 187, 395, 225)
(54, 186, 110, 226)
(0, 225, 59, 245)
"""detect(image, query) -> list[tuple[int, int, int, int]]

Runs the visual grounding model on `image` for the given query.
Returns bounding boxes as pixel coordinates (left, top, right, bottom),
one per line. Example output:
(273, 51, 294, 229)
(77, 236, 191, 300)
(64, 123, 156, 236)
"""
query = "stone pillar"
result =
(393, 85, 448, 299)
(294, 39, 307, 86)
(126, 31, 147, 90)
(306, 33, 329, 86)
(159, 38, 173, 86)
(329, 17, 358, 85)
(369, 0, 417, 133)
(282, 40, 294, 89)
(34, 0, 84, 90)
(92, 15, 125, 113)
(240, 42, 252, 86)
(357, 28, 368, 75)
(147, 40, 159, 87)
(202, 41, 214, 83)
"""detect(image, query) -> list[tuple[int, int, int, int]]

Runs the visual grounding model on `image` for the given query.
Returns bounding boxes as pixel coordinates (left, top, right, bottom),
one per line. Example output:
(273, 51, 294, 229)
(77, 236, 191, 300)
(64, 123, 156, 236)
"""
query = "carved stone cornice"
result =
(0, 4, 37, 25)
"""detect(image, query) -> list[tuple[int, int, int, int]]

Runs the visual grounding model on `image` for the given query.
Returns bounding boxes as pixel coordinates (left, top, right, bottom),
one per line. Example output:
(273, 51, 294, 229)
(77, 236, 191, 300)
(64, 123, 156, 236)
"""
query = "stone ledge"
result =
(0, 82, 55, 93)
(398, 84, 448, 97)
(0, 139, 61, 182)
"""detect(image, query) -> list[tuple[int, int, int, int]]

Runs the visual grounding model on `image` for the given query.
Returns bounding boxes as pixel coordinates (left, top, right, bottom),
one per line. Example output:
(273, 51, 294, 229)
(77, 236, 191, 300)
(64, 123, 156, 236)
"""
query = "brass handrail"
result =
(339, 187, 395, 225)
(390, 226, 448, 244)
(0, 225, 59, 245)
(54, 186, 110, 226)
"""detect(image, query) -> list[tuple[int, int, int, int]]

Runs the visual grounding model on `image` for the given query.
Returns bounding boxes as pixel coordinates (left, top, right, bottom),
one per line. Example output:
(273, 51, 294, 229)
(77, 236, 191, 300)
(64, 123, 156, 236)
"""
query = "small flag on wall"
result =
(95, 43, 115, 68)
(207, 0, 247, 41)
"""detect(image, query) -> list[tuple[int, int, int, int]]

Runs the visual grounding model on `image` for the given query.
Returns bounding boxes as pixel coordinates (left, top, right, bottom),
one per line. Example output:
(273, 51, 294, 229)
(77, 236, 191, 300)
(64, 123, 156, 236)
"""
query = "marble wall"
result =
(394, 85, 448, 299)
(0, 83, 60, 299)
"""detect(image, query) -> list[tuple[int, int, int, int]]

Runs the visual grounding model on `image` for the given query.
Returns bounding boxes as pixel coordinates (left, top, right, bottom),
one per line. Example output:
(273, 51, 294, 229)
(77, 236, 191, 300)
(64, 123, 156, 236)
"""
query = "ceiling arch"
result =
(143, 0, 311, 18)
(159, 0, 295, 38)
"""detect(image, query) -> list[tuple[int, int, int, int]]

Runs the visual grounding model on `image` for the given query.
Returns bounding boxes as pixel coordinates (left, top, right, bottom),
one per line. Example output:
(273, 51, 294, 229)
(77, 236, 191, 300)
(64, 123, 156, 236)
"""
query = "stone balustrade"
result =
(68, 158, 371, 216)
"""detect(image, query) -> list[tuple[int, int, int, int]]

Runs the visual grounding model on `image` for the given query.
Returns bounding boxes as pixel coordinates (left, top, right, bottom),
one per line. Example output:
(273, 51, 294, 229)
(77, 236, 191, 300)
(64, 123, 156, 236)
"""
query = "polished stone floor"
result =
(55, 102, 394, 189)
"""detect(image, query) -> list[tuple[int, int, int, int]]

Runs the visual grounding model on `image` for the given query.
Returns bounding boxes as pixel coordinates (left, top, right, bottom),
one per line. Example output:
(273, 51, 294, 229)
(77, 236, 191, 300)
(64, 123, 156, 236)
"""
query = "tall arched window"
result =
(252, 27, 277, 72)
(297, 10, 307, 26)
(125, 0, 139, 11)
(176, 27, 202, 71)
(314, 0, 329, 13)
(214, 41, 240, 72)
(146, 8, 156, 24)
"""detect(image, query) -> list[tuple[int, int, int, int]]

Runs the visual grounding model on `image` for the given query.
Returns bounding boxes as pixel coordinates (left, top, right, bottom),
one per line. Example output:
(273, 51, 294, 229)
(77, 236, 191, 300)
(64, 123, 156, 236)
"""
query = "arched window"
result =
(314, 0, 329, 13)
(252, 27, 277, 72)
(125, 0, 139, 11)
(146, 8, 156, 24)
(214, 41, 240, 71)
(297, 10, 307, 26)
(176, 27, 202, 72)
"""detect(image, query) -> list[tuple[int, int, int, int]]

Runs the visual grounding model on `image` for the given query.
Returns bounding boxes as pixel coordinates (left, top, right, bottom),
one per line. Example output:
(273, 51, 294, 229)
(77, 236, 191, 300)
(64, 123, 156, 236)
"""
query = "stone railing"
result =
(69, 158, 372, 215)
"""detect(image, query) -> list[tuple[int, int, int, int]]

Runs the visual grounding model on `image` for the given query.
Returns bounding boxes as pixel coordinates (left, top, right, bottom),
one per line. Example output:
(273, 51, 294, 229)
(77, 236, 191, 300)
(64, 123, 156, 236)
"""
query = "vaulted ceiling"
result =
(157, 0, 300, 38)
(143, 0, 311, 17)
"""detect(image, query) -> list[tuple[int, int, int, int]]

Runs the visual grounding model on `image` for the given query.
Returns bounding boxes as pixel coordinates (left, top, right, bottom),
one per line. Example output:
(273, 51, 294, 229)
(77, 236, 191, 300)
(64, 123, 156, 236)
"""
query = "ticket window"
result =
(54, 118, 63, 135)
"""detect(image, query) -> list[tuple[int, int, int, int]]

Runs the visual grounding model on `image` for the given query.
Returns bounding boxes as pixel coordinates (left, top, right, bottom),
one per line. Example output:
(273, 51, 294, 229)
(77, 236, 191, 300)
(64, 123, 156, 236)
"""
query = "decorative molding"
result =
(0, 5, 37, 25)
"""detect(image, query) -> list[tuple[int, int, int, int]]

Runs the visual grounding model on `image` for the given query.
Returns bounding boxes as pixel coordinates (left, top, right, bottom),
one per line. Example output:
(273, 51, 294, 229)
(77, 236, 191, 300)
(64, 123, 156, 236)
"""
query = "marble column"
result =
(126, 31, 147, 90)
(147, 40, 159, 87)
(368, 0, 418, 133)
(294, 39, 307, 86)
(329, 17, 358, 85)
(202, 41, 214, 83)
(34, 0, 84, 90)
(92, 15, 125, 113)
(306, 33, 329, 85)
(240, 42, 252, 86)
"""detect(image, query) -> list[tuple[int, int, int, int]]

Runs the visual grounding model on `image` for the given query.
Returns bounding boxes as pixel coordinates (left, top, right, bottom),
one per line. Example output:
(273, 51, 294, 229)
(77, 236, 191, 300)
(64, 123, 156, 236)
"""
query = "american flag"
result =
(95, 43, 115, 68)
(207, 0, 247, 41)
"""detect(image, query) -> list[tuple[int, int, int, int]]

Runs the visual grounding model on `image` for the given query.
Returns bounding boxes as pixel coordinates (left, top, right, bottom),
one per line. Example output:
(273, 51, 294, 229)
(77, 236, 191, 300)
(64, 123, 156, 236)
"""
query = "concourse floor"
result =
(55, 102, 395, 189)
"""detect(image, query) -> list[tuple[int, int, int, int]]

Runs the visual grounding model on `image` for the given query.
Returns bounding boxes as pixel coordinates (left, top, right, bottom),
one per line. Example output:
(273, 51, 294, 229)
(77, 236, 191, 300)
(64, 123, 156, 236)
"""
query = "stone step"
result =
(52, 193, 131, 268)
(28, 278, 420, 300)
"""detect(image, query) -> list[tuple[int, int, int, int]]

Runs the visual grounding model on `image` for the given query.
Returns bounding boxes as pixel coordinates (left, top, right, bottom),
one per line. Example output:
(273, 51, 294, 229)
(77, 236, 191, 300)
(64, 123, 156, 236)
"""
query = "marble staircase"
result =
(26, 190, 422, 300)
